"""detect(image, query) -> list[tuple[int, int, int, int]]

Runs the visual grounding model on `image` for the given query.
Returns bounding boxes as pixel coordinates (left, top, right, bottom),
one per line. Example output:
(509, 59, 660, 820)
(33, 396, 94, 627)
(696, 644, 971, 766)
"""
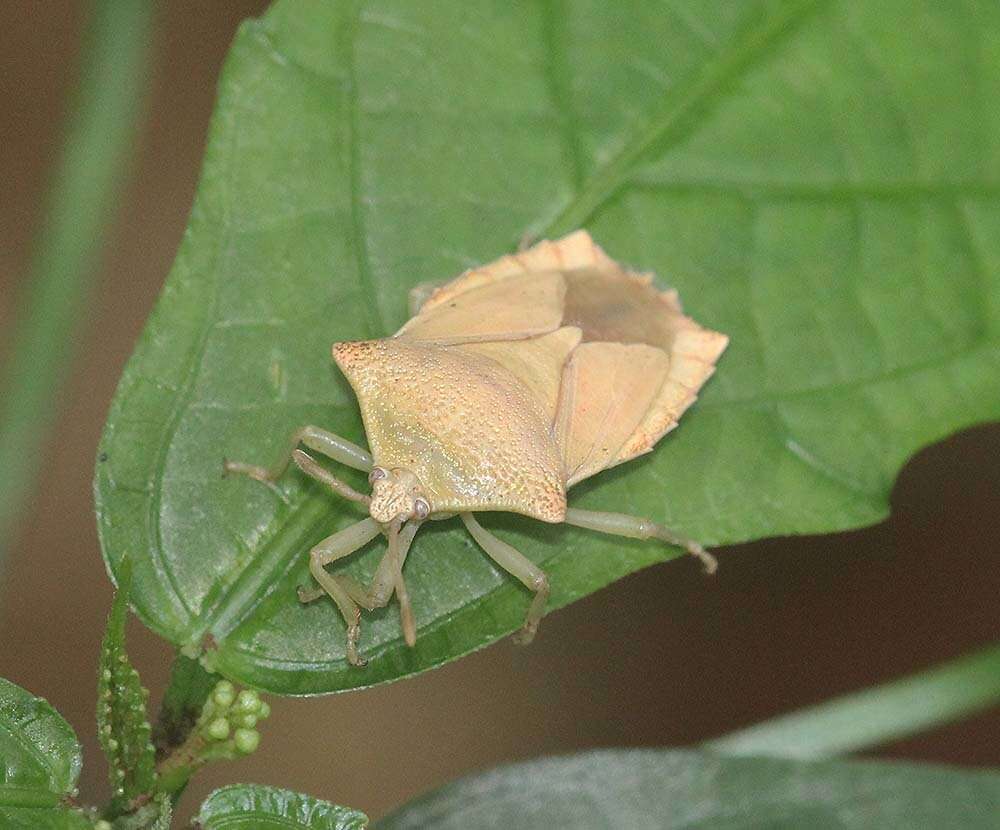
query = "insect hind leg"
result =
(564, 507, 717, 574)
(461, 513, 549, 645)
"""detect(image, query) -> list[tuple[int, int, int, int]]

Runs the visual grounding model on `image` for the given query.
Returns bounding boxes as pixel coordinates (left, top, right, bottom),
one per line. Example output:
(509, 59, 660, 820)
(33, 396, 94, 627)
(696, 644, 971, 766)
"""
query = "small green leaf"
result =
(196, 784, 367, 829)
(0, 677, 91, 829)
(97, 557, 156, 813)
(378, 748, 1000, 829)
(96, 0, 1000, 694)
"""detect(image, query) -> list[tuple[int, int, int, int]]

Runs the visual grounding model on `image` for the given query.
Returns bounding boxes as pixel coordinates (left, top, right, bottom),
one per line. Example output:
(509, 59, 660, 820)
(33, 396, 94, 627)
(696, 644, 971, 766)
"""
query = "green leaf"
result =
(378, 748, 1000, 829)
(97, 558, 156, 813)
(705, 642, 1000, 760)
(0, 677, 91, 829)
(95, 0, 1000, 694)
(196, 784, 367, 829)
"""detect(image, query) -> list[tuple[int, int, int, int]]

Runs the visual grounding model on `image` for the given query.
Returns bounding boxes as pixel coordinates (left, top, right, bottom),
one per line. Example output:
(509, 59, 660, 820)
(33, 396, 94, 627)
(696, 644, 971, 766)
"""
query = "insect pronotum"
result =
(225, 231, 728, 666)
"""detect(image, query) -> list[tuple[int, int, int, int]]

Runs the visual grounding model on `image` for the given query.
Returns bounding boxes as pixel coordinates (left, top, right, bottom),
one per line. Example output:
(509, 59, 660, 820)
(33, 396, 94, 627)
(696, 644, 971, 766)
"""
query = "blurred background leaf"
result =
(0, 1, 152, 583)
(94, 0, 1000, 697)
(706, 641, 1000, 760)
(377, 748, 1000, 829)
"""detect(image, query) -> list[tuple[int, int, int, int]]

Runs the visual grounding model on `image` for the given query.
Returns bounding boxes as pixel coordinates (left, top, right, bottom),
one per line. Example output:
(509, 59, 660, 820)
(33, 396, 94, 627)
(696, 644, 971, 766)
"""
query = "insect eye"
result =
(413, 497, 430, 520)
(368, 467, 387, 483)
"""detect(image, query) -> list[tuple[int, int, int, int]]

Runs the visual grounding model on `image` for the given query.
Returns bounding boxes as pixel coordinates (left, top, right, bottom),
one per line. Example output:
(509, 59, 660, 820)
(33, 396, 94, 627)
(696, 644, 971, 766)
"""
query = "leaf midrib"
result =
(702, 333, 996, 410)
(177, 9, 375, 645)
(542, 0, 831, 237)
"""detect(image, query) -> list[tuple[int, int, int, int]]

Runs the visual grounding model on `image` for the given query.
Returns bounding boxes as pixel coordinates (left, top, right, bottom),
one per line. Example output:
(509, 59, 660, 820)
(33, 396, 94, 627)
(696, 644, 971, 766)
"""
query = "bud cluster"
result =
(196, 680, 271, 760)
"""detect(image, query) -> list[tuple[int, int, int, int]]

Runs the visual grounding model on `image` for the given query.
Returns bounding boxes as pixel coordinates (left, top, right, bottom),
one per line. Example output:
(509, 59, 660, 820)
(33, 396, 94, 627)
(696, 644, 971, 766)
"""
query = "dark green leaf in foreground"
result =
(95, 0, 1000, 693)
(97, 557, 156, 814)
(378, 748, 1000, 830)
(196, 784, 367, 830)
(0, 677, 91, 829)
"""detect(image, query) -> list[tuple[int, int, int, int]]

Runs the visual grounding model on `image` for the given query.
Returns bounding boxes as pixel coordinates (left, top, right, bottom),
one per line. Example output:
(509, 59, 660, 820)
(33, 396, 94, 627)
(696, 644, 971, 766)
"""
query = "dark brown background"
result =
(2, 2, 998, 823)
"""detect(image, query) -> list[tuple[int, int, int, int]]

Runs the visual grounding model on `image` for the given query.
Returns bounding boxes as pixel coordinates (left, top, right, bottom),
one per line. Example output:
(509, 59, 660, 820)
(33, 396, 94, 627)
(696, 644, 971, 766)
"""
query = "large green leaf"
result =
(95, 0, 1000, 694)
(197, 784, 367, 829)
(377, 748, 1000, 829)
(0, 677, 91, 829)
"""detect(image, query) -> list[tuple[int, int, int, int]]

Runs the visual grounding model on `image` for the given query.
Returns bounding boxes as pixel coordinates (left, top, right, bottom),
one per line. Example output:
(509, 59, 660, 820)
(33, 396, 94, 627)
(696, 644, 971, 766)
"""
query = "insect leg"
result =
(367, 519, 421, 608)
(296, 574, 367, 606)
(291, 449, 369, 506)
(298, 520, 422, 608)
(300, 517, 381, 667)
(564, 507, 717, 574)
(224, 424, 372, 482)
(461, 513, 549, 645)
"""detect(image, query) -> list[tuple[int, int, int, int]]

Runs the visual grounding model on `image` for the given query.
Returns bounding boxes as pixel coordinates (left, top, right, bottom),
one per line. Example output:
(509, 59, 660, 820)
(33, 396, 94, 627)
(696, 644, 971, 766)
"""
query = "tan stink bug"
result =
(225, 231, 728, 666)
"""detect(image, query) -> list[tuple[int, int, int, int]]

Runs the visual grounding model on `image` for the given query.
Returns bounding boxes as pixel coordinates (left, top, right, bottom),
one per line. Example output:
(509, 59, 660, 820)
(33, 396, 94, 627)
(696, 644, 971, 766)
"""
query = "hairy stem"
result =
(151, 673, 269, 806)
(149, 653, 219, 806)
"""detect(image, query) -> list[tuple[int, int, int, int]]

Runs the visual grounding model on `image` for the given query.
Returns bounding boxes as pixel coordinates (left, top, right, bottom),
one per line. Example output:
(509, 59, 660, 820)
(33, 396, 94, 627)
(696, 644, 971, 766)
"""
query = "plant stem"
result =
(153, 652, 219, 760)
(149, 652, 220, 806)
(704, 642, 1000, 759)
(0, 2, 154, 572)
(155, 729, 209, 799)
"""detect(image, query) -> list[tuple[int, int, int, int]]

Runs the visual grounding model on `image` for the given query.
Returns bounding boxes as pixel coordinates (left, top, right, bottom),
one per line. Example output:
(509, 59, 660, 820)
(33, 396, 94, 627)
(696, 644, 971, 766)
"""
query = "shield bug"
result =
(225, 231, 728, 666)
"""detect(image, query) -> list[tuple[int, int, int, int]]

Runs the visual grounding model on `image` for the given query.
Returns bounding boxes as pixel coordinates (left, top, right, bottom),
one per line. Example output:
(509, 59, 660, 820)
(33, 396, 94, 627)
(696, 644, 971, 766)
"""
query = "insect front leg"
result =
(564, 507, 717, 574)
(366, 519, 421, 609)
(301, 517, 381, 667)
(290, 449, 369, 506)
(461, 513, 549, 645)
(297, 519, 421, 608)
(223, 424, 372, 483)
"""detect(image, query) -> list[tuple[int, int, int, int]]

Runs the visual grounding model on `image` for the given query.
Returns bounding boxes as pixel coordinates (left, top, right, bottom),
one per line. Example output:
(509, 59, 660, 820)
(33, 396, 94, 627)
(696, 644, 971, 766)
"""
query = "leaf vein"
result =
(540, 0, 586, 189)
(543, 0, 830, 235)
(702, 335, 997, 410)
(343, 3, 385, 338)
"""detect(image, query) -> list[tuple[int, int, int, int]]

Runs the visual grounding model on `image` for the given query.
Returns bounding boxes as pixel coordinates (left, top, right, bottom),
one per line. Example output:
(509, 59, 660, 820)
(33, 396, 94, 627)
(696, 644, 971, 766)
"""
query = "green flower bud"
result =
(212, 680, 236, 707)
(234, 689, 260, 713)
(233, 727, 260, 755)
(237, 713, 258, 729)
(205, 717, 230, 741)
